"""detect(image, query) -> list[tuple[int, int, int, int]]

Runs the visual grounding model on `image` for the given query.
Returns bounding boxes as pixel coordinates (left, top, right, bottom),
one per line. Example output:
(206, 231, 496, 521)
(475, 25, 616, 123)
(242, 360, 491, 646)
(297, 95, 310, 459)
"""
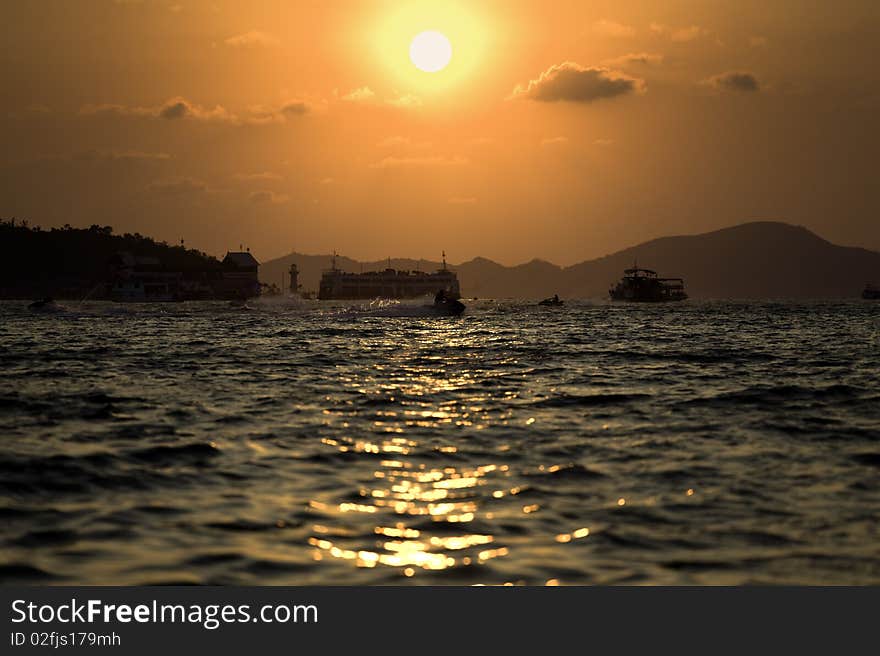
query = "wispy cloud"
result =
(386, 93, 422, 108)
(224, 31, 280, 48)
(248, 190, 289, 204)
(34, 149, 172, 163)
(79, 97, 310, 125)
(81, 97, 235, 122)
(147, 177, 208, 195)
(593, 19, 636, 38)
(233, 171, 282, 182)
(541, 136, 568, 146)
(244, 100, 310, 124)
(104, 150, 171, 161)
(602, 52, 664, 68)
(650, 23, 709, 42)
(369, 156, 469, 169)
(341, 86, 376, 102)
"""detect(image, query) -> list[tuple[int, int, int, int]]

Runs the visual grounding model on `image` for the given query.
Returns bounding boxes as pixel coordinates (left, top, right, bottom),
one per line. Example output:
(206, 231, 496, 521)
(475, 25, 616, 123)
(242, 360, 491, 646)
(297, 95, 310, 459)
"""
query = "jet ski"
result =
(28, 297, 60, 311)
(538, 295, 564, 307)
(431, 298, 466, 316)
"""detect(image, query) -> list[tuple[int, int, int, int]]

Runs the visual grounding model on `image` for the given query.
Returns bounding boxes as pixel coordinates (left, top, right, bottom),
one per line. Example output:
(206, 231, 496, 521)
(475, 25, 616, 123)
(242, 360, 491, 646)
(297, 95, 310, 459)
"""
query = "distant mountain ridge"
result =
(260, 222, 880, 299)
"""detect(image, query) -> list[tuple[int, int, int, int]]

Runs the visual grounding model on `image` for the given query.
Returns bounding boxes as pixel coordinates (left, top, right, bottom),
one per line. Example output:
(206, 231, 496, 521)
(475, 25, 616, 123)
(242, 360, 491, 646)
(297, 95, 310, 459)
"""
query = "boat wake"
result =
(332, 297, 464, 318)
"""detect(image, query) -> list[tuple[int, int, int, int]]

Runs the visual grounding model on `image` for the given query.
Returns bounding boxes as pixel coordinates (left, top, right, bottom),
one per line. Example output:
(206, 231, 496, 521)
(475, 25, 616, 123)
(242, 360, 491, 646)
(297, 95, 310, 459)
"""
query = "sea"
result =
(1, 298, 879, 585)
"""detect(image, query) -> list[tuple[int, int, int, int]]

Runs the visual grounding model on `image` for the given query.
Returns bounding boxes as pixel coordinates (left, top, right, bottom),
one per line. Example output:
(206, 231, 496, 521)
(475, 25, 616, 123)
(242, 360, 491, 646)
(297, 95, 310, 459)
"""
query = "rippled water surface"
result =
(1, 298, 879, 585)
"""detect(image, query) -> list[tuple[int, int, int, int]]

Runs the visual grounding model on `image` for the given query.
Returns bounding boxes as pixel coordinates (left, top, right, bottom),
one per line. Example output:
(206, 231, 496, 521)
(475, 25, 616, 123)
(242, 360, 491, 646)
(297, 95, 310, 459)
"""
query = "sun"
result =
(409, 31, 452, 73)
(368, 2, 496, 98)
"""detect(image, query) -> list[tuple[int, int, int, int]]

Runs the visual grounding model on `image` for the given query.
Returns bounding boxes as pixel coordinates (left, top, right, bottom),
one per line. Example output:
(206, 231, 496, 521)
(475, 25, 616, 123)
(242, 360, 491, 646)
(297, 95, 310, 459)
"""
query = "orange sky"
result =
(2, 0, 878, 264)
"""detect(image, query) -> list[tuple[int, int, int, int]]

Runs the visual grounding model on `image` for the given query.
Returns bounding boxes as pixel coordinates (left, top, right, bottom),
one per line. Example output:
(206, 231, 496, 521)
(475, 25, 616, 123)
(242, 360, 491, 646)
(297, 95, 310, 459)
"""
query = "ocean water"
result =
(1, 298, 879, 585)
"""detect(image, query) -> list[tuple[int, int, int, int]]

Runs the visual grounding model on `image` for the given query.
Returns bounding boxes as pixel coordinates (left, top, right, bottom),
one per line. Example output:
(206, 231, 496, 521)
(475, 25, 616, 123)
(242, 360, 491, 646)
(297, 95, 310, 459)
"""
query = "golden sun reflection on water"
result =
(302, 337, 602, 582)
(307, 439, 519, 574)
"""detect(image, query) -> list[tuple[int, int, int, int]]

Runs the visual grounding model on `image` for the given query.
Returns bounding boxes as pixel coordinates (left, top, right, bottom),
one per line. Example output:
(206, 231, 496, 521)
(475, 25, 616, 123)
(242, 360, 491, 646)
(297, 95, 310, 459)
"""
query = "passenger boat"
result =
(318, 252, 460, 300)
(609, 266, 688, 302)
(863, 284, 880, 300)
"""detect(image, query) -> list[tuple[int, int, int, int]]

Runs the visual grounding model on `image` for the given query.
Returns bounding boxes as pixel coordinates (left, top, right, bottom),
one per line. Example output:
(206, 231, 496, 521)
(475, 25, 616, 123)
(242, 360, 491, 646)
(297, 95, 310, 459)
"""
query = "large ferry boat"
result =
(318, 252, 461, 300)
(863, 283, 880, 300)
(609, 265, 688, 302)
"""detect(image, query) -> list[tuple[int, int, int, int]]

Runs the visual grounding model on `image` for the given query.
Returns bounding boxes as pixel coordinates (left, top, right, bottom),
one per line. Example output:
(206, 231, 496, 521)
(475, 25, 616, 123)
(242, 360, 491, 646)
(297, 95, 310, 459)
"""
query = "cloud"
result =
(594, 138, 614, 146)
(448, 196, 477, 205)
(79, 103, 153, 118)
(511, 62, 644, 103)
(593, 19, 636, 38)
(233, 171, 282, 182)
(749, 36, 768, 48)
(706, 71, 760, 92)
(34, 150, 171, 163)
(650, 23, 709, 42)
(333, 87, 422, 109)
(377, 136, 432, 149)
(157, 97, 236, 121)
(280, 101, 309, 116)
(602, 52, 664, 68)
(369, 156, 469, 169)
(341, 86, 376, 102)
(147, 177, 208, 195)
(224, 31, 280, 48)
(80, 97, 236, 123)
(248, 190, 289, 204)
(80, 97, 309, 125)
(540, 136, 568, 146)
(386, 93, 423, 108)
(245, 101, 310, 124)
(104, 150, 171, 161)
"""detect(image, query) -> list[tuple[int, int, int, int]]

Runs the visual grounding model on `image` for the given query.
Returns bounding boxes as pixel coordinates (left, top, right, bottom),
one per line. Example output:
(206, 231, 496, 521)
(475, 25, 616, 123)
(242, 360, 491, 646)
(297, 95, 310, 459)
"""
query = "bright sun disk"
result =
(409, 31, 452, 73)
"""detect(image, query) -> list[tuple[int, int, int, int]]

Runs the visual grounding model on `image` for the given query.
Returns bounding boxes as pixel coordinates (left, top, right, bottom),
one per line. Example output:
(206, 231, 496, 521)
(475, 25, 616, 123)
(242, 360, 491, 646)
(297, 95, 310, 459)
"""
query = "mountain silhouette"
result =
(260, 222, 880, 299)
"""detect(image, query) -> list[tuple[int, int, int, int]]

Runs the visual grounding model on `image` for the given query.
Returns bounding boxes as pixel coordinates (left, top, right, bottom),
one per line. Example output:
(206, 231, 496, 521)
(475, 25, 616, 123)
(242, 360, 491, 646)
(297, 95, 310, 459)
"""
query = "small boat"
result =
(609, 266, 688, 302)
(539, 295, 564, 307)
(28, 297, 60, 311)
(430, 299, 466, 316)
(863, 284, 880, 300)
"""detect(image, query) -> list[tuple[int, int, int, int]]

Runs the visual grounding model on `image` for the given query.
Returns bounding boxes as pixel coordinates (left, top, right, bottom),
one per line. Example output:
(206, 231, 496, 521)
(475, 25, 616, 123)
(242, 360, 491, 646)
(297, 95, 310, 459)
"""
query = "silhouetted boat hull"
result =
(863, 284, 880, 299)
(428, 299, 466, 316)
(539, 297, 564, 306)
(28, 298, 61, 311)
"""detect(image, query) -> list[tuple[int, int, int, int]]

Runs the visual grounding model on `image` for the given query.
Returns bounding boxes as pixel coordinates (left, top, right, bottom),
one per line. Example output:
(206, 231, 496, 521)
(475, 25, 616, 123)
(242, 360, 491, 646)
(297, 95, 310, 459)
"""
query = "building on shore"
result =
(108, 252, 186, 301)
(106, 250, 260, 301)
(217, 251, 261, 300)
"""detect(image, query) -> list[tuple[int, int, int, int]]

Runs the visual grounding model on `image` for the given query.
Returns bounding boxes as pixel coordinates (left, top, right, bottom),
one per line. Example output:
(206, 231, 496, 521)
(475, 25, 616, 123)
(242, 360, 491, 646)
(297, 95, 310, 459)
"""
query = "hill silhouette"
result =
(261, 222, 880, 299)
